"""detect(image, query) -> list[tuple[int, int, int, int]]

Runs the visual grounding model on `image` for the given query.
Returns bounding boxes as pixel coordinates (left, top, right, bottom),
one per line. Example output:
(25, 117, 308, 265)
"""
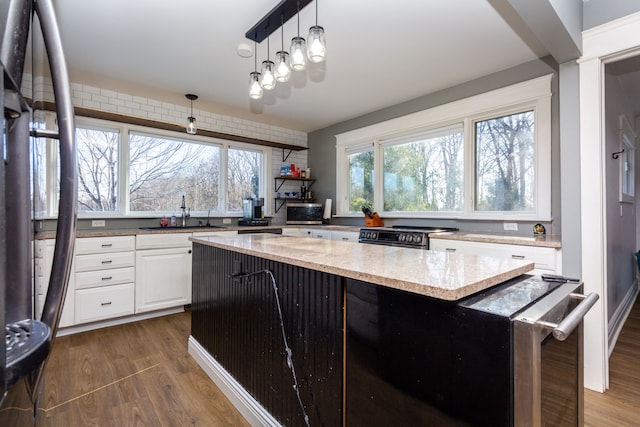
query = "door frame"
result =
(579, 11, 640, 392)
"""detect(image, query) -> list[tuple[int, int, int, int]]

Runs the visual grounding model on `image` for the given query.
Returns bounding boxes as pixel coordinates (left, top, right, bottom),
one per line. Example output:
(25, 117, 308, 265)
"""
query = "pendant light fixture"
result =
(260, 36, 277, 90)
(185, 94, 198, 135)
(249, 41, 263, 99)
(307, 0, 326, 63)
(274, 15, 292, 82)
(290, 1, 306, 71)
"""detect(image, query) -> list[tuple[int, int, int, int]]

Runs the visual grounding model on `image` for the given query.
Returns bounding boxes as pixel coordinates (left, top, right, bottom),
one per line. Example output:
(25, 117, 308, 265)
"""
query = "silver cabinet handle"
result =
(537, 292, 599, 341)
(101, 243, 113, 248)
(101, 260, 113, 264)
(511, 254, 525, 259)
(101, 276, 113, 281)
(101, 302, 112, 306)
(445, 248, 456, 252)
(341, 237, 349, 241)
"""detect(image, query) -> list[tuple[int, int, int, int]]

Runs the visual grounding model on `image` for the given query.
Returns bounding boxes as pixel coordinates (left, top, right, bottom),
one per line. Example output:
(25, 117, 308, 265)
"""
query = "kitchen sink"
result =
(139, 225, 227, 230)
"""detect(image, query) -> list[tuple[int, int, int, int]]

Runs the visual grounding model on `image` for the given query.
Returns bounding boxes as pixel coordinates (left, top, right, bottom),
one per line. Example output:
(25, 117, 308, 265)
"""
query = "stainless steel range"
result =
(358, 225, 459, 249)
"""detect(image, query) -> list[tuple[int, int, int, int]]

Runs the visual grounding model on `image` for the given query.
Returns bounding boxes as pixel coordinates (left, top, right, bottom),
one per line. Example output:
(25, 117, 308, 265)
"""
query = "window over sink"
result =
(36, 117, 270, 218)
(335, 75, 552, 221)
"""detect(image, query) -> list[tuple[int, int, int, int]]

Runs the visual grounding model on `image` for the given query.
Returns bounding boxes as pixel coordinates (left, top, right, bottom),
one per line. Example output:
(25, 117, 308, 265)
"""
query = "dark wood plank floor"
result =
(585, 295, 640, 426)
(1, 297, 639, 426)
(0, 311, 250, 426)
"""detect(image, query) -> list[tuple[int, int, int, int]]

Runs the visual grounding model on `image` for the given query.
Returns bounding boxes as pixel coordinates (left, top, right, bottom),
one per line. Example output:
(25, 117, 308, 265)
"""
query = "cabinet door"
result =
(135, 247, 192, 313)
(35, 239, 75, 327)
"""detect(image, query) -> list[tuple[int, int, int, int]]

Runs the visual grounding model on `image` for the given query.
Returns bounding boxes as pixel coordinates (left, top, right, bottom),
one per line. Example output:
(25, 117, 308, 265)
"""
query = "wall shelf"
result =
(274, 177, 317, 213)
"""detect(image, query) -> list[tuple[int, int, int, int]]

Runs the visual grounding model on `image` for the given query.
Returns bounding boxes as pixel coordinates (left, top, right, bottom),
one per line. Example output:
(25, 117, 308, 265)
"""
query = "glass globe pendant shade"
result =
(274, 51, 292, 82)
(186, 116, 197, 135)
(307, 25, 326, 63)
(260, 60, 277, 90)
(290, 36, 306, 71)
(249, 71, 263, 99)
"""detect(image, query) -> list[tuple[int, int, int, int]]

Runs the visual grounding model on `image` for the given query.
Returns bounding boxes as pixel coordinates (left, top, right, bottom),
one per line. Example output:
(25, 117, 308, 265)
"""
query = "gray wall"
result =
(558, 61, 582, 276)
(583, 0, 640, 30)
(604, 70, 638, 321)
(308, 57, 560, 233)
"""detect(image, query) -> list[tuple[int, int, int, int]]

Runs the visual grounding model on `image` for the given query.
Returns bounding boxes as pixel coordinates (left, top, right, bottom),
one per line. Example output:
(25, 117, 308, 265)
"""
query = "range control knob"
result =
(372, 232, 378, 240)
(413, 234, 422, 244)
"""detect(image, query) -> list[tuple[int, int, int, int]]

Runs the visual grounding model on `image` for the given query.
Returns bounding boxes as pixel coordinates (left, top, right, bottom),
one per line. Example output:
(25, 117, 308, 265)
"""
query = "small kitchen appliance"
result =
(286, 202, 323, 225)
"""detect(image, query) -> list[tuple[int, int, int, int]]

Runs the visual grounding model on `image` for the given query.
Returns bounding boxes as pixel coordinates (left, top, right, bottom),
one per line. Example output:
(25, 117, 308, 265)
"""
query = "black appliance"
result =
(346, 274, 598, 426)
(358, 225, 459, 249)
(1, 0, 77, 421)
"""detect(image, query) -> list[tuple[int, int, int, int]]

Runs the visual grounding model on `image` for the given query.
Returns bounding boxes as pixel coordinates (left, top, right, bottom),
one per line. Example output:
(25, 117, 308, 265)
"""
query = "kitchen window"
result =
(128, 132, 221, 213)
(335, 75, 552, 220)
(36, 116, 269, 218)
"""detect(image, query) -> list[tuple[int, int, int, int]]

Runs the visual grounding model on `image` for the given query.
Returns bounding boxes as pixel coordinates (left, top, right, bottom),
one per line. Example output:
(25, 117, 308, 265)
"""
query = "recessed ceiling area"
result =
(53, 0, 544, 132)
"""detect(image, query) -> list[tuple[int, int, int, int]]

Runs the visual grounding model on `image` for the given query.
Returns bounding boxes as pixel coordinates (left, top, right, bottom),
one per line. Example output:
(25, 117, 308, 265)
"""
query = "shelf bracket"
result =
(274, 198, 288, 214)
(282, 148, 293, 162)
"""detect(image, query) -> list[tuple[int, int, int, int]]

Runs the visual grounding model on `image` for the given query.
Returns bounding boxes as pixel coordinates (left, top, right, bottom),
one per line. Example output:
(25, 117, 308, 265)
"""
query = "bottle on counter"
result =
(170, 214, 177, 227)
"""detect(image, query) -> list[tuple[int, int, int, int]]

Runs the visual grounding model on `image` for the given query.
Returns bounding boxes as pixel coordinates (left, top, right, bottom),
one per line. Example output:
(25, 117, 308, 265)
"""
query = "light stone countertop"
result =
(190, 233, 534, 301)
(429, 230, 562, 248)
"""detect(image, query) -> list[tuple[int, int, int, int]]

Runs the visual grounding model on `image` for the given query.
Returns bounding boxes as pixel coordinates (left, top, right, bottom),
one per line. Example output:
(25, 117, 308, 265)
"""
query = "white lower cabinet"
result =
(35, 239, 75, 327)
(429, 238, 561, 274)
(330, 230, 360, 242)
(73, 236, 136, 325)
(135, 234, 192, 313)
(76, 283, 135, 323)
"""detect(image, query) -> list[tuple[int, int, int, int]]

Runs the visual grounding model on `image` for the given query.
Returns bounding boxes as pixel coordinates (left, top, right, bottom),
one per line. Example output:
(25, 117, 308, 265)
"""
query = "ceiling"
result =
(53, 0, 544, 132)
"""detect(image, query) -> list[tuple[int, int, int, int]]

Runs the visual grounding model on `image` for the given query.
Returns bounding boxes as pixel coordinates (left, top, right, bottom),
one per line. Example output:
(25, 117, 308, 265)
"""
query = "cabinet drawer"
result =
(500, 243, 556, 271)
(75, 251, 135, 272)
(75, 236, 135, 254)
(331, 231, 359, 242)
(75, 283, 135, 324)
(136, 233, 192, 250)
(75, 266, 135, 290)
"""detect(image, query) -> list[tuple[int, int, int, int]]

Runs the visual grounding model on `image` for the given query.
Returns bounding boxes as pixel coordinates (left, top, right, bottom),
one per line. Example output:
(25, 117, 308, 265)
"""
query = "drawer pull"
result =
(511, 254, 525, 260)
(341, 237, 349, 241)
(101, 276, 113, 281)
(101, 243, 113, 248)
(445, 248, 456, 252)
(101, 301, 112, 306)
(101, 260, 113, 264)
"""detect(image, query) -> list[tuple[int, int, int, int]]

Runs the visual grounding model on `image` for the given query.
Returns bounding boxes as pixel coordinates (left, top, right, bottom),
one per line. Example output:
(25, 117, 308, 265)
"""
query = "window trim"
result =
(335, 75, 553, 220)
(41, 114, 272, 218)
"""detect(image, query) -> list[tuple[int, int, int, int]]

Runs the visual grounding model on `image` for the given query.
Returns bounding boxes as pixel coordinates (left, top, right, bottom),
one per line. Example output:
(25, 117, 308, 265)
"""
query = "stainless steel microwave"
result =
(286, 202, 323, 225)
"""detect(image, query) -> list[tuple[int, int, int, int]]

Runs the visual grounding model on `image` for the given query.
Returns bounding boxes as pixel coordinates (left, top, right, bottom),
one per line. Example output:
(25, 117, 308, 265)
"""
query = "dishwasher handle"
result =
(537, 292, 599, 341)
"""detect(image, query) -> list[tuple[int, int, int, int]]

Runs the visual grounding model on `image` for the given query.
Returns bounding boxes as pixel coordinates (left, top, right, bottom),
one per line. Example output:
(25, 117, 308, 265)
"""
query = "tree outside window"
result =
(348, 149, 374, 212)
(226, 147, 262, 212)
(76, 127, 120, 212)
(475, 111, 535, 212)
(129, 133, 220, 213)
(383, 130, 463, 212)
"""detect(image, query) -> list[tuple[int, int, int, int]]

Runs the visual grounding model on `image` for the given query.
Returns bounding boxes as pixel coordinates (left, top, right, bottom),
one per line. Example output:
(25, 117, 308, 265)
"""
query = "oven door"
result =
(513, 282, 598, 427)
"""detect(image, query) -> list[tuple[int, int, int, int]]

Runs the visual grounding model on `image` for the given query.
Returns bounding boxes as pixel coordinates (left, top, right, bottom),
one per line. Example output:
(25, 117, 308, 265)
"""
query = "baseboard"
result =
(608, 282, 639, 356)
(188, 336, 281, 427)
(56, 306, 185, 337)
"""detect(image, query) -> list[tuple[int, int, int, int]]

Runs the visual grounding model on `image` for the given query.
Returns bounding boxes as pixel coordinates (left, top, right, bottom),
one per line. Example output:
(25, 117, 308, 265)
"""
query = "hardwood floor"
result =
(585, 296, 640, 427)
(1, 298, 639, 426)
(0, 311, 250, 426)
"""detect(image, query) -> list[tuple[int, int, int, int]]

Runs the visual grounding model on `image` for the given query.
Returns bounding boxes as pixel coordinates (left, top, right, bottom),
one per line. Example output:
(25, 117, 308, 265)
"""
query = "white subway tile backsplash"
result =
(21, 72, 307, 147)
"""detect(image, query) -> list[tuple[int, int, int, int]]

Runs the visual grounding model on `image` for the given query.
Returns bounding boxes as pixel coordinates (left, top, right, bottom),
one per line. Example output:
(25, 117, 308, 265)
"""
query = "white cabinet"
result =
(34, 239, 75, 327)
(330, 230, 360, 242)
(74, 236, 136, 324)
(429, 238, 561, 274)
(135, 234, 192, 313)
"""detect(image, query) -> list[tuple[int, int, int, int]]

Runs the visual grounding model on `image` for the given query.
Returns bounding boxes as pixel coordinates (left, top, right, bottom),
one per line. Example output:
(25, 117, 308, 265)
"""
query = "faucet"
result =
(180, 195, 190, 227)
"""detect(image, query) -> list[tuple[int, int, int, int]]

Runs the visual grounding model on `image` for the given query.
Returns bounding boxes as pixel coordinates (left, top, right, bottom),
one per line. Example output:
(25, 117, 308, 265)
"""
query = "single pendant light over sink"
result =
(306, 0, 326, 63)
(185, 94, 198, 135)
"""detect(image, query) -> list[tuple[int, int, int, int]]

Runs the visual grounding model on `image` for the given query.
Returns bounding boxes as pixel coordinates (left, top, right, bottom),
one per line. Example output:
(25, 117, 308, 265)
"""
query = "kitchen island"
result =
(188, 233, 535, 426)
